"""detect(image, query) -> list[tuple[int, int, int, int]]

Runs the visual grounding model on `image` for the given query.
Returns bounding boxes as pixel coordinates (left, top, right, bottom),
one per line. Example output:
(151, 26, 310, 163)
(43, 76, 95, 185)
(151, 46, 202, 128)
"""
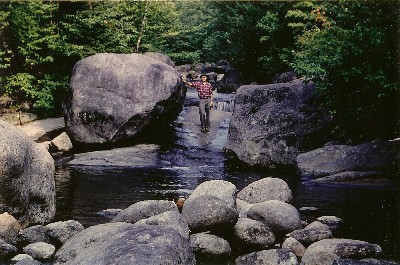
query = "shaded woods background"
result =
(0, 0, 398, 141)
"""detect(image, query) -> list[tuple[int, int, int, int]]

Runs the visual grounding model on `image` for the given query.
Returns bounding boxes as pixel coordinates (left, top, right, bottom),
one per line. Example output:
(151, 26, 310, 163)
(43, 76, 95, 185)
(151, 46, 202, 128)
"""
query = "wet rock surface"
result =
(54, 223, 195, 265)
(296, 140, 399, 179)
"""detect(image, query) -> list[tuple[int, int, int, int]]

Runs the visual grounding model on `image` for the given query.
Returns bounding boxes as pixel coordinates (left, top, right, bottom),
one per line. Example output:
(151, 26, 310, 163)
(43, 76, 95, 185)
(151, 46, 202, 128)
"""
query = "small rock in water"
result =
(316, 216, 343, 230)
(96, 209, 123, 218)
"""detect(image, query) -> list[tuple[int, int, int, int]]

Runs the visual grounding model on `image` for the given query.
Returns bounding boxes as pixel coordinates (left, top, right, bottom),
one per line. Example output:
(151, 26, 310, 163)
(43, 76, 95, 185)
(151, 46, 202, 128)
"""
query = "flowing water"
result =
(53, 91, 399, 262)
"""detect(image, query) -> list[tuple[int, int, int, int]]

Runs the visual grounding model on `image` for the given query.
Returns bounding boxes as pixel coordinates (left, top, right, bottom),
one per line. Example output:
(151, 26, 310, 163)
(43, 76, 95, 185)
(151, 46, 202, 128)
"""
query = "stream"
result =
(54, 90, 399, 262)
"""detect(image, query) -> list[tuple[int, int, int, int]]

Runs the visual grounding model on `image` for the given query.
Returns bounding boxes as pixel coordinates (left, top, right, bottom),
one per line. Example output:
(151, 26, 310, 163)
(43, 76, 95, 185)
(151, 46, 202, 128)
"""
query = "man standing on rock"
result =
(181, 74, 214, 133)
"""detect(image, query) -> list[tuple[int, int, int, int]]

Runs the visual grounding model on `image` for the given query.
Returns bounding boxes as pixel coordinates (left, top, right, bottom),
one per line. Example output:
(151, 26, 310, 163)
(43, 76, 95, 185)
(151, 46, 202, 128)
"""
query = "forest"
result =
(0, 0, 398, 141)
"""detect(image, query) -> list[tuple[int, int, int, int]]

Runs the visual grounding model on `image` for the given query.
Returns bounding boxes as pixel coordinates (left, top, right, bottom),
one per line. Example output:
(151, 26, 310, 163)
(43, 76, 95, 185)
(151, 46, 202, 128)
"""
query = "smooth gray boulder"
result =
(288, 221, 332, 245)
(23, 242, 55, 260)
(247, 200, 301, 234)
(143, 52, 175, 67)
(134, 211, 189, 240)
(302, 239, 382, 265)
(235, 249, 299, 265)
(0, 120, 55, 225)
(233, 218, 275, 248)
(296, 140, 399, 178)
(111, 200, 178, 224)
(45, 220, 84, 245)
(54, 223, 195, 265)
(64, 53, 185, 146)
(282, 237, 306, 257)
(225, 80, 329, 168)
(189, 233, 231, 258)
(237, 177, 292, 203)
(187, 180, 237, 208)
(10, 254, 34, 264)
(181, 195, 238, 233)
(0, 238, 18, 260)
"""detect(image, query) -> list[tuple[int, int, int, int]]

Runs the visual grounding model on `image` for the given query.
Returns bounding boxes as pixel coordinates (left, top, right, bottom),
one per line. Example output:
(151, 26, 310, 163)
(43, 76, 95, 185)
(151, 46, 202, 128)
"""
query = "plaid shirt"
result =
(190, 82, 212, 99)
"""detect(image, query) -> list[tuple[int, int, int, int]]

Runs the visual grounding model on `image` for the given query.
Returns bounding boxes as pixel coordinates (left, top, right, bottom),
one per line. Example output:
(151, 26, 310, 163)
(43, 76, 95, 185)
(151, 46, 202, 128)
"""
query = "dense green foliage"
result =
(0, 0, 398, 140)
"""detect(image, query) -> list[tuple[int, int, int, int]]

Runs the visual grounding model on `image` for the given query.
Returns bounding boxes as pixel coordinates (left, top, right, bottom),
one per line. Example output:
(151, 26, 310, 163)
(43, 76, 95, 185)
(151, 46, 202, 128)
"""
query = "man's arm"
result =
(180, 76, 193, 87)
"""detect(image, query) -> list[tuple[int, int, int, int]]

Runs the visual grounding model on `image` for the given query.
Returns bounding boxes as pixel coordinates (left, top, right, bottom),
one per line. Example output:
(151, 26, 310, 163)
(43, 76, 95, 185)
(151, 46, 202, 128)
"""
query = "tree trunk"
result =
(136, 0, 148, 53)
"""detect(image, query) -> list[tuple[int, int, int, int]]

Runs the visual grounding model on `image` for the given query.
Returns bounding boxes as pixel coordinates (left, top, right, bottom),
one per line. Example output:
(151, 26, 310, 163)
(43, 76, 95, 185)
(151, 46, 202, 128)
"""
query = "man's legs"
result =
(199, 99, 211, 132)
(204, 100, 210, 131)
(199, 99, 206, 132)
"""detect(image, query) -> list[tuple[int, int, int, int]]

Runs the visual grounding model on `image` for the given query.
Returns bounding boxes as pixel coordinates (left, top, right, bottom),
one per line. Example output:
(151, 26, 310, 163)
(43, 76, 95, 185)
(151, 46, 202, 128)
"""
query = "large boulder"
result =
(143, 52, 175, 67)
(247, 200, 301, 234)
(296, 140, 399, 178)
(301, 239, 382, 265)
(0, 120, 55, 225)
(225, 80, 330, 168)
(134, 211, 189, 240)
(54, 223, 195, 265)
(237, 177, 292, 204)
(64, 53, 185, 146)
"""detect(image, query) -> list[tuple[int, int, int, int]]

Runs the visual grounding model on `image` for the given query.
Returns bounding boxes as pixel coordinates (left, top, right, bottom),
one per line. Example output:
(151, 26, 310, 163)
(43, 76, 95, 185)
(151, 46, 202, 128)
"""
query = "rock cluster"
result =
(1, 177, 392, 265)
(225, 78, 399, 185)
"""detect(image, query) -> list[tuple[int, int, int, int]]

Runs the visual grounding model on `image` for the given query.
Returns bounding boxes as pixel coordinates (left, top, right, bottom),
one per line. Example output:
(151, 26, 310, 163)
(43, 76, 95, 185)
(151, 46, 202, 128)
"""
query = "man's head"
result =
(200, 74, 208, 82)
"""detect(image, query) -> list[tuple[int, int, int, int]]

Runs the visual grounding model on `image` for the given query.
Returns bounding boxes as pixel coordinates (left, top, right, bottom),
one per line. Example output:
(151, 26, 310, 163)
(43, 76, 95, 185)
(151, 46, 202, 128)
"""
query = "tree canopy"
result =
(0, 0, 398, 141)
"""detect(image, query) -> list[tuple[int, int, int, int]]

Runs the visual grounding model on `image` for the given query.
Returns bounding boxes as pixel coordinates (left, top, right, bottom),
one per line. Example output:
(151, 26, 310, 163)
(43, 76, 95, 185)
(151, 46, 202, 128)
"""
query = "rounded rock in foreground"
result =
(45, 220, 84, 245)
(190, 233, 231, 259)
(233, 218, 275, 248)
(288, 221, 332, 246)
(54, 223, 195, 265)
(23, 242, 55, 260)
(187, 180, 237, 208)
(282, 237, 306, 257)
(235, 249, 298, 265)
(247, 200, 301, 234)
(302, 239, 382, 265)
(181, 195, 238, 233)
(237, 177, 292, 204)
